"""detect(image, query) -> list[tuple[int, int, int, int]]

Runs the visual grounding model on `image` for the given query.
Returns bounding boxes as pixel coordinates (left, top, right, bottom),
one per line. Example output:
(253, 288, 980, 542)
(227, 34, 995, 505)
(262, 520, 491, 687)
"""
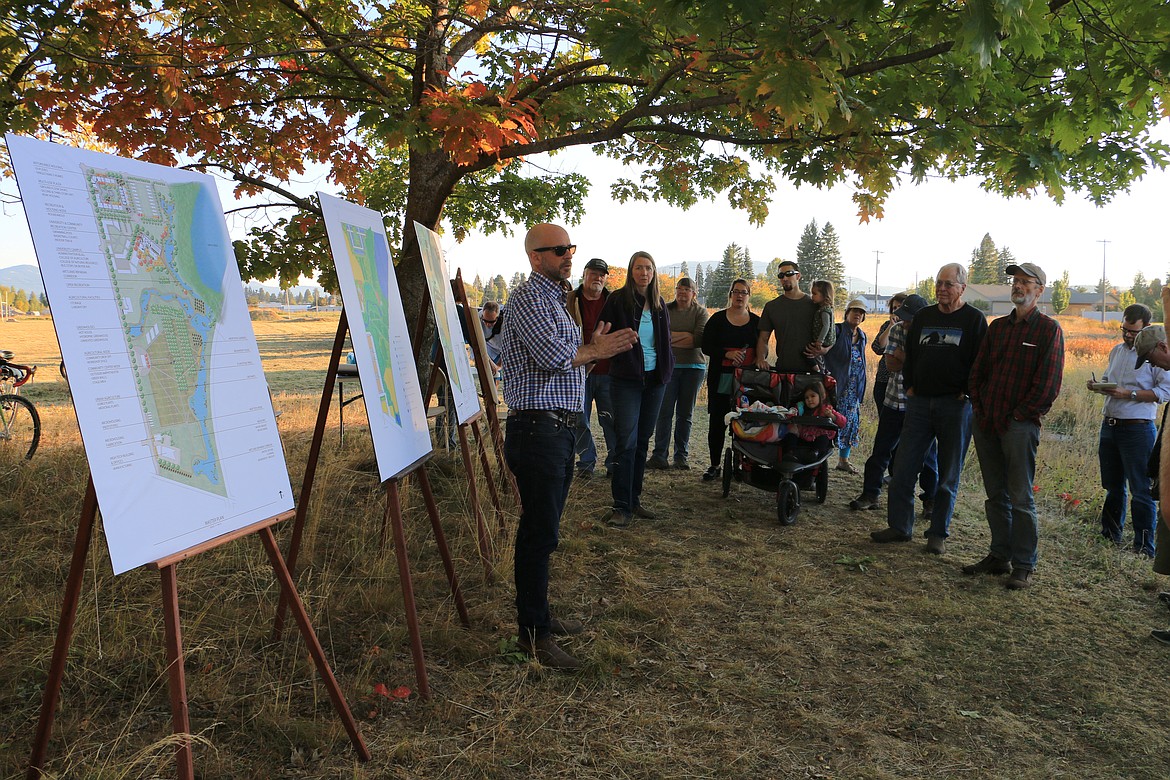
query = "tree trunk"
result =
(398, 147, 461, 377)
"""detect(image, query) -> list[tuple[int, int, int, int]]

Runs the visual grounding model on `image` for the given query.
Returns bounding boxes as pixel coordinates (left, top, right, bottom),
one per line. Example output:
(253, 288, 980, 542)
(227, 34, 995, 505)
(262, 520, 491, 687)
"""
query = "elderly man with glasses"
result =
(1088, 303, 1170, 557)
(965, 263, 1064, 589)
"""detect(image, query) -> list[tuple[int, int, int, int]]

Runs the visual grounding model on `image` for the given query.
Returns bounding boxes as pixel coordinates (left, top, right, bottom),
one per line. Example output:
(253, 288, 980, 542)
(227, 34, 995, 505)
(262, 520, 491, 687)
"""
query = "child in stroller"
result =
(780, 380, 846, 465)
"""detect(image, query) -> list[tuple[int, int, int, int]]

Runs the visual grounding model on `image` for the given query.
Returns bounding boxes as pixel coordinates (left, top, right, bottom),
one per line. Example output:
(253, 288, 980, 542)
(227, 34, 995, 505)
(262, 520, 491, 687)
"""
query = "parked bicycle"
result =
(0, 350, 41, 460)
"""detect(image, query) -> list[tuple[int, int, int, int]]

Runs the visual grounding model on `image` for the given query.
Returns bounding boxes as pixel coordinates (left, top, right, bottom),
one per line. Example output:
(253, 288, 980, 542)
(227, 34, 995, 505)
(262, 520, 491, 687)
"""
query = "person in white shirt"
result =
(1089, 303, 1170, 557)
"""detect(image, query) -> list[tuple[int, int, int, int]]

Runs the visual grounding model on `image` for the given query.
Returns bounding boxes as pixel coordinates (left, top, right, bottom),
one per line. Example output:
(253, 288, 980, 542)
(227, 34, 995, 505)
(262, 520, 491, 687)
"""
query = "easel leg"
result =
(27, 479, 98, 780)
(274, 311, 349, 641)
(488, 409, 520, 505)
(383, 480, 431, 700)
(416, 465, 471, 628)
(260, 527, 372, 758)
(471, 419, 506, 531)
(458, 423, 493, 582)
(160, 565, 195, 780)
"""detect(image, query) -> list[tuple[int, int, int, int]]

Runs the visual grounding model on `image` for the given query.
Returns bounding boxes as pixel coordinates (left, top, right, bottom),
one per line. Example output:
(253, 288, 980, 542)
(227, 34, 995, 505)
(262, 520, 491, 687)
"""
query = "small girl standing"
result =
(810, 280, 837, 351)
(781, 381, 845, 463)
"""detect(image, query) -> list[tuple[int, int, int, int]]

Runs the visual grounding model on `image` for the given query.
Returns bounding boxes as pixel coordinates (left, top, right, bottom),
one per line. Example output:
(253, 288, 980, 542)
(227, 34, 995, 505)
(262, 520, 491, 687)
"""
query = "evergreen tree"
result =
(998, 246, 1017, 282)
(967, 233, 1000, 284)
(816, 223, 847, 304)
(709, 244, 744, 304)
(764, 257, 787, 280)
(795, 220, 820, 292)
(1050, 271, 1071, 314)
(1131, 271, 1151, 307)
(508, 271, 528, 298)
(679, 261, 689, 279)
(740, 247, 755, 280)
(694, 264, 706, 301)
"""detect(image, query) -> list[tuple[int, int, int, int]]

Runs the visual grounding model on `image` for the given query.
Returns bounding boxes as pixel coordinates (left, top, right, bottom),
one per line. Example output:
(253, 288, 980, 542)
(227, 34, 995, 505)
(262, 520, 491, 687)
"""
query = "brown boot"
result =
(517, 633, 584, 670)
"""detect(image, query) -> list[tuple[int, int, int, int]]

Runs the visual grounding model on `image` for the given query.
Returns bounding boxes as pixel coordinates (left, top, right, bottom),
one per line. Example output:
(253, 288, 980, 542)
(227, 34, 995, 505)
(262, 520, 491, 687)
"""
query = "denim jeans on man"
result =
(652, 366, 706, 463)
(886, 394, 973, 538)
(1098, 419, 1157, 556)
(973, 419, 1041, 570)
(610, 377, 667, 513)
(505, 415, 575, 639)
(575, 373, 616, 474)
(862, 402, 939, 499)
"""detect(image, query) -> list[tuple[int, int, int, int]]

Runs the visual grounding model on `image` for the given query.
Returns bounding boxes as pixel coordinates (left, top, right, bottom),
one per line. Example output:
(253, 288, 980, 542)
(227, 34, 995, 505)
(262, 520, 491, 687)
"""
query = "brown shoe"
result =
(924, 536, 946, 555)
(870, 527, 912, 543)
(549, 616, 584, 636)
(962, 554, 1012, 576)
(1005, 568, 1033, 590)
(517, 634, 584, 670)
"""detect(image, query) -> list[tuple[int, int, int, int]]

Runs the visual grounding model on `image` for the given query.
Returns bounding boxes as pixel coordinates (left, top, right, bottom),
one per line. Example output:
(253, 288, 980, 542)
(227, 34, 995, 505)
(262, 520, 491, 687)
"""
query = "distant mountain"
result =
(0, 265, 45, 297)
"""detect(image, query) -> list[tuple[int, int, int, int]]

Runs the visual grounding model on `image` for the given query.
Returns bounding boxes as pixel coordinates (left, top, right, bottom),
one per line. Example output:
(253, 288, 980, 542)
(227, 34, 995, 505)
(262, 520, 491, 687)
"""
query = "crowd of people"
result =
(496, 222, 1170, 669)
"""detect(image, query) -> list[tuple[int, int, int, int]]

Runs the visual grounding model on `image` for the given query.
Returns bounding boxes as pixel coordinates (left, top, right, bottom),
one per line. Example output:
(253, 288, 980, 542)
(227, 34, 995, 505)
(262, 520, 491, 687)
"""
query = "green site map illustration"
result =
(83, 165, 228, 497)
(342, 222, 402, 424)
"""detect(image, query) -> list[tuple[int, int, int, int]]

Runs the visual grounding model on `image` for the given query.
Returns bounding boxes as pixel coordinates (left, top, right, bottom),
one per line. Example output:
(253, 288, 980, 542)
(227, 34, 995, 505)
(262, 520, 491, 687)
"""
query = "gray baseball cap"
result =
(1005, 262, 1046, 286)
(1135, 324, 1166, 369)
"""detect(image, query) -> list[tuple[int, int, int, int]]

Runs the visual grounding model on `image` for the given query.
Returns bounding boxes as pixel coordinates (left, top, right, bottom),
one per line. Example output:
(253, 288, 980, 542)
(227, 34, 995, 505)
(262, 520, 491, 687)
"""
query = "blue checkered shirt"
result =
(501, 272, 585, 413)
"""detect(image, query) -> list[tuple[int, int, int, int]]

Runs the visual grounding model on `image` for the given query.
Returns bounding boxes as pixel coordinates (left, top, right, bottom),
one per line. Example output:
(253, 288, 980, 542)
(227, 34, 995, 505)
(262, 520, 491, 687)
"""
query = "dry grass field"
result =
(2, 312, 1169, 779)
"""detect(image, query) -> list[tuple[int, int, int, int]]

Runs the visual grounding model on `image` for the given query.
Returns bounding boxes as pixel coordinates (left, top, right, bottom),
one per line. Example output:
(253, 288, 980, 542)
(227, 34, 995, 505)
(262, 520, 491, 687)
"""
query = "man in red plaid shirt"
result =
(966, 262, 1065, 589)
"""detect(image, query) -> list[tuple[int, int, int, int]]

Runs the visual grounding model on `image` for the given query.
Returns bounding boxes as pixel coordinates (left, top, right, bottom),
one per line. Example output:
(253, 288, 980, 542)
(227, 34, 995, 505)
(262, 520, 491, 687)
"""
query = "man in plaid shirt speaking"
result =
(501, 223, 637, 669)
(966, 262, 1065, 589)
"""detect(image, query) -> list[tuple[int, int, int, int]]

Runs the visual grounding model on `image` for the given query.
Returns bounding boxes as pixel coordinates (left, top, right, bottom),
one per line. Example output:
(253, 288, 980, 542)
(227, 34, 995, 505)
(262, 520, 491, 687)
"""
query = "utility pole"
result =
(1098, 239, 1110, 323)
(873, 250, 882, 307)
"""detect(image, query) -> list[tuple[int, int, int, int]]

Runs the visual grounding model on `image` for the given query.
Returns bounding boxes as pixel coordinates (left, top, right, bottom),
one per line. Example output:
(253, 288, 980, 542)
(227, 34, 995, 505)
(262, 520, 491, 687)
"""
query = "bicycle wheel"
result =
(0, 394, 40, 460)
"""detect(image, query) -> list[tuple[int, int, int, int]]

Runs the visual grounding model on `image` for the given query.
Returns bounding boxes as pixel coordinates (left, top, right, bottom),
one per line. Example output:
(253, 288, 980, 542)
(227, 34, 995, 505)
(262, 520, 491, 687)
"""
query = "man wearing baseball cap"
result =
(1133, 317, 1170, 644)
(964, 262, 1064, 589)
(566, 257, 616, 479)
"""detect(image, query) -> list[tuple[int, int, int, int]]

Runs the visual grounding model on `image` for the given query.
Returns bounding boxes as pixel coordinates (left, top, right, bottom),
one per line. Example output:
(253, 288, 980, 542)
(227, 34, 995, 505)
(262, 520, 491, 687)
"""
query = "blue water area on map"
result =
(373, 231, 390, 298)
(191, 186, 227, 295)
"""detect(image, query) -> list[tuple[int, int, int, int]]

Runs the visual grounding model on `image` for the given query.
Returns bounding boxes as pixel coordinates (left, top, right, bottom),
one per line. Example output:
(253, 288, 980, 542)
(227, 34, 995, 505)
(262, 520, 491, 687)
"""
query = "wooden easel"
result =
(451, 269, 520, 511)
(28, 480, 370, 780)
(273, 309, 470, 701)
(425, 362, 498, 581)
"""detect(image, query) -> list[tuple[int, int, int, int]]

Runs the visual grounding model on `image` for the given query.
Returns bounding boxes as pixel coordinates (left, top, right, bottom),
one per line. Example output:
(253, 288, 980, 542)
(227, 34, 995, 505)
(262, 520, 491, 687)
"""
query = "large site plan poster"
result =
(317, 193, 431, 481)
(6, 134, 294, 575)
(414, 221, 480, 425)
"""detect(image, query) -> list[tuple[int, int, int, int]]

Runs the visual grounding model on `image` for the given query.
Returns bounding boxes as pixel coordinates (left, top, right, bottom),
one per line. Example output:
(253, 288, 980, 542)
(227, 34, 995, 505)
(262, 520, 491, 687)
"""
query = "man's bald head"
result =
(524, 223, 575, 282)
(524, 223, 568, 253)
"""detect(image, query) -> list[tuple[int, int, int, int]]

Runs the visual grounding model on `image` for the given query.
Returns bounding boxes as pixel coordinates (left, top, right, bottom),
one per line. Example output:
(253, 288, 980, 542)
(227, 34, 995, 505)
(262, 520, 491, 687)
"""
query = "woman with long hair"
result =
(699, 278, 760, 482)
(597, 251, 674, 526)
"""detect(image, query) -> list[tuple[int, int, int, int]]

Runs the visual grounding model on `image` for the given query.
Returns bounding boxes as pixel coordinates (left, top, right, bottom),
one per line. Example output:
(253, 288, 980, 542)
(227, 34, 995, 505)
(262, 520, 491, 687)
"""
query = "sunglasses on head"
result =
(533, 244, 576, 257)
(778, 270, 799, 278)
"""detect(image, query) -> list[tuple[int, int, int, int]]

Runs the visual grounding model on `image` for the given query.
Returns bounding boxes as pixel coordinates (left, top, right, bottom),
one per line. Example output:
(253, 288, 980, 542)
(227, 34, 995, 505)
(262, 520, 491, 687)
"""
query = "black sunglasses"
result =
(778, 270, 799, 278)
(533, 244, 576, 257)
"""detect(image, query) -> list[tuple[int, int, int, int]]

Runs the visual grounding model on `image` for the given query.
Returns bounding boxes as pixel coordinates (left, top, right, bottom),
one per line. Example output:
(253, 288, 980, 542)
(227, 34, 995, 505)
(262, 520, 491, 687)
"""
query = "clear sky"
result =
(4, 122, 1168, 294)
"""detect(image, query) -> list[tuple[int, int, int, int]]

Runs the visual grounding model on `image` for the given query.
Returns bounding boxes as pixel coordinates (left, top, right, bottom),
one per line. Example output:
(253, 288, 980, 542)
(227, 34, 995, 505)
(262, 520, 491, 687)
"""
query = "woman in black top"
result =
(699, 278, 760, 481)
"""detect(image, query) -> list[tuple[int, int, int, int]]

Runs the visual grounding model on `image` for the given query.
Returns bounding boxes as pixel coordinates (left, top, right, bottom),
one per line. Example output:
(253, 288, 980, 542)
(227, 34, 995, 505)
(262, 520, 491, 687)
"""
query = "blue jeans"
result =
(504, 415, 575, 639)
(973, 420, 1041, 570)
(575, 373, 616, 473)
(610, 377, 667, 512)
(886, 394, 972, 539)
(652, 367, 706, 462)
(862, 403, 938, 499)
(1098, 419, 1157, 555)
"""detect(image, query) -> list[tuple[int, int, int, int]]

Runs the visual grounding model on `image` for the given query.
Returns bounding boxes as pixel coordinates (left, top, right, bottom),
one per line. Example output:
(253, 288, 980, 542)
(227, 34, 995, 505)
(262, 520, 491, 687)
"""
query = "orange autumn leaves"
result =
(423, 81, 540, 167)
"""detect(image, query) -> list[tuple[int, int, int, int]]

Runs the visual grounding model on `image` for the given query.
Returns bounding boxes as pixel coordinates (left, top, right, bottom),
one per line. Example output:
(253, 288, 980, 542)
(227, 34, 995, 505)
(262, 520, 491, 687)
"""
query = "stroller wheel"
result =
(815, 463, 829, 504)
(777, 480, 799, 525)
(722, 448, 733, 498)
